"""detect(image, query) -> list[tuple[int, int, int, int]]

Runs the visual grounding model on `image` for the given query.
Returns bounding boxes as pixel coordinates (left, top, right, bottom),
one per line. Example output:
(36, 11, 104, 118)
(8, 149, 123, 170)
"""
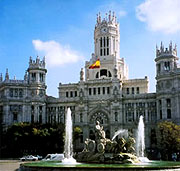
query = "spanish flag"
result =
(89, 59, 100, 69)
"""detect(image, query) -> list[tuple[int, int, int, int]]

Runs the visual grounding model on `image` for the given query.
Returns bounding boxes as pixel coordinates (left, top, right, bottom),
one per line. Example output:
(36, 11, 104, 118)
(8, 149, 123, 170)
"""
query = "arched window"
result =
(100, 69, 107, 77)
(96, 72, 99, 78)
(90, 111, 108, 124)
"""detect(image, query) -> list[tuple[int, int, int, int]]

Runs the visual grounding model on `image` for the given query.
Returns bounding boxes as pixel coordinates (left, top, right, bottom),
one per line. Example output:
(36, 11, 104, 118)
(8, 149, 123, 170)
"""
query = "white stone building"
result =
(0, 12, 180, 151)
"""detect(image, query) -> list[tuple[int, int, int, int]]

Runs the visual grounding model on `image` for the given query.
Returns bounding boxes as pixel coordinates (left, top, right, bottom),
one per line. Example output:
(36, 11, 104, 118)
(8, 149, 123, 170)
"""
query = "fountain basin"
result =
(19, 161, 180, 171)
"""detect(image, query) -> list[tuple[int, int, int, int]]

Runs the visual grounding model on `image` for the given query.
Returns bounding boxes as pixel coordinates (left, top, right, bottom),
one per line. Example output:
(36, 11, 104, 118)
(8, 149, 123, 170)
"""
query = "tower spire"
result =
(5, 68, 9, 81)
(108, 10, 111, 22)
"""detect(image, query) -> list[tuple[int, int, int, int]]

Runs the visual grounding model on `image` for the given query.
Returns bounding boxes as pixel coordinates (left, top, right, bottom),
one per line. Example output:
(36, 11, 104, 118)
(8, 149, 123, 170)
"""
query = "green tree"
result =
(0, 122, 64, 158)
(73, 126, 82, 141)
(157, 121, 180, 160)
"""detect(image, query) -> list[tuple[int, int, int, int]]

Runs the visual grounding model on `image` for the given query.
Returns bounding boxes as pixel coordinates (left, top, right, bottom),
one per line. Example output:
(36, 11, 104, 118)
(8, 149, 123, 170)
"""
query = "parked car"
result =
(42, 153, 64, 161)
(34, 155, 43, 160)
(20, 155, 38, 161)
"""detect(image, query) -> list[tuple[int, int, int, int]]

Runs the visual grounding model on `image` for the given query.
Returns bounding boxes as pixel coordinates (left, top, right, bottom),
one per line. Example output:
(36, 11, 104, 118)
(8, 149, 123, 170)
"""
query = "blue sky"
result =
(0, 0, 180, 97)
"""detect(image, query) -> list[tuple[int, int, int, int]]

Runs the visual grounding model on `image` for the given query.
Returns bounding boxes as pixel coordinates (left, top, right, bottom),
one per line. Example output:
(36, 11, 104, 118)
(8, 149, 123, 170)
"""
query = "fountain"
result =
(62, 108, 77, 164)
(136, 115, 149, 162)
(76, 121, 139, 164)
(20, 115, 180, 170)
(112, 129, 128, 141)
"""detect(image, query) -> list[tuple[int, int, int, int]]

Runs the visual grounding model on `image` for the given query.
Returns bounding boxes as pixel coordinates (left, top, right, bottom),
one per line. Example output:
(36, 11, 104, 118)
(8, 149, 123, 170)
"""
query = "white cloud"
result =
(136, 0, 180, 34)
(118, 10, 127, 18)
(32, 40, 83, 67)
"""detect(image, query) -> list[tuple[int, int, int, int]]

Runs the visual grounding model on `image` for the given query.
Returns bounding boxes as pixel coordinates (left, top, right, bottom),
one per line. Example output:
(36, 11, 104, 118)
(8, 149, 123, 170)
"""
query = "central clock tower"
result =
(85, 11, 128, 81)
(94, 11, 120, 60)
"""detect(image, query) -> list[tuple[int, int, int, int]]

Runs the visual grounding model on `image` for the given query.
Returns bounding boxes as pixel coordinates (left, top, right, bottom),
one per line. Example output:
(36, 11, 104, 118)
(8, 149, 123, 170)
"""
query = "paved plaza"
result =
(0, 160, 29, 171)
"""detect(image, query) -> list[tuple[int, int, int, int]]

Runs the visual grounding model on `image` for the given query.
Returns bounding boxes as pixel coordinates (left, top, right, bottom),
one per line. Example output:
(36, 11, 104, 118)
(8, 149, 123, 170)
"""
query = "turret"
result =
(155, 42, 179, 121)
(155, 42, 178, 77)
(27, 56, 47, 124)
(5, 69, 9, 81)
(28, 56, 47, 84)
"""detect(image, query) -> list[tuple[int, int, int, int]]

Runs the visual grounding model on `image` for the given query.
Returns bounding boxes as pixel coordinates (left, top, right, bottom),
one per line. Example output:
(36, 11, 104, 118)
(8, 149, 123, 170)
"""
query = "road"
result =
(0, 160, 24, 171)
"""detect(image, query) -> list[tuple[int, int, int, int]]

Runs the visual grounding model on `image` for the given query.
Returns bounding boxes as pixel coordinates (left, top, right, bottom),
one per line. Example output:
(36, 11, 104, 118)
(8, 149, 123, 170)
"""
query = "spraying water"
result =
(136, 115, 145, 157)
(62, 108, 76, 164)
(112, 129, 128, 140)
(136, 115, 149, 162)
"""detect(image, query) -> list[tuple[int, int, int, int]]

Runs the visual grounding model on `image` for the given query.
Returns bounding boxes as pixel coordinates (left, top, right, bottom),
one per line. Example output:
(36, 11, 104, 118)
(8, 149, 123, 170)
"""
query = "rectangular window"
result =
(160, 110, 162, 119)
(107, 87, 110, 94)
(10, 89, 13, 97)
(103, 87, 105, 94)
(100, 49, 102, 56)
(32, 73, 36, 81)
(66, 92, 69, 97)
(104, 37, 106, 47)
(104, 48, 106, 56)
(14, 89, 18, 97)
(39, 115, 42, 123)
(115, 112, 118, 121)
(89, 88, 91, 95)
(80, 113, 83, 122)
(159, 100, 162, 107)
(164, 61, 170, 71)
(107, 48, 109, 55)
(13, 112, 17, 121)
(136, 87, 139, 94)
(107, 37, 109, 47)
(39, 73, 44, 82)
(19, 89, 23, 97)
(127, 88, 129, 94)
(70, 91, 73, 97)
(39, 106, 42, 112)
(157, 63, 161, 73)
(98, 87, 100, 94)
(132, 87, 134, 94)
(167, 109, 171, 119)
(93, 88, 96, 95)
(75, 91, 77, 97)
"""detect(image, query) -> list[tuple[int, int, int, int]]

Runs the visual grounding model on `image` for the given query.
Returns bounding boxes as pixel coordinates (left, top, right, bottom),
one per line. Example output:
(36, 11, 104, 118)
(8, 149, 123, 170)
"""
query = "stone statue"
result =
(80, 68, 84, 81)
(77, 120, 139, 163)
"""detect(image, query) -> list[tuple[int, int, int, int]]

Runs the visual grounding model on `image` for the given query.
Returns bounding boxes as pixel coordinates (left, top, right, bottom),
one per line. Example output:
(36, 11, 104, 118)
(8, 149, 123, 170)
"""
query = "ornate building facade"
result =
(0, 12, 180, 150)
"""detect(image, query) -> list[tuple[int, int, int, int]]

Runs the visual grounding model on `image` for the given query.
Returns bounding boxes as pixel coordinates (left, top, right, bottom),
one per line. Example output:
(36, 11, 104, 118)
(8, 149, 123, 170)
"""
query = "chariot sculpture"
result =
(77, 121, 139, 163)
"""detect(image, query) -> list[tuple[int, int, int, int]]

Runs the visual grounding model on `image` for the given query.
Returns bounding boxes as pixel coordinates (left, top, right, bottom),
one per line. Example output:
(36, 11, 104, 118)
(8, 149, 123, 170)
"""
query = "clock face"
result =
(101, 27, 107, 33)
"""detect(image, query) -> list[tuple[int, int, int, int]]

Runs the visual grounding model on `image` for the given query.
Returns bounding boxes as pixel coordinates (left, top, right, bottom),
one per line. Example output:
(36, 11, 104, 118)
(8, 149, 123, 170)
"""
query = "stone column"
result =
(162, 98, 166, 119)
(134, 103, 137, 121)
(145, 103, 148, 123)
